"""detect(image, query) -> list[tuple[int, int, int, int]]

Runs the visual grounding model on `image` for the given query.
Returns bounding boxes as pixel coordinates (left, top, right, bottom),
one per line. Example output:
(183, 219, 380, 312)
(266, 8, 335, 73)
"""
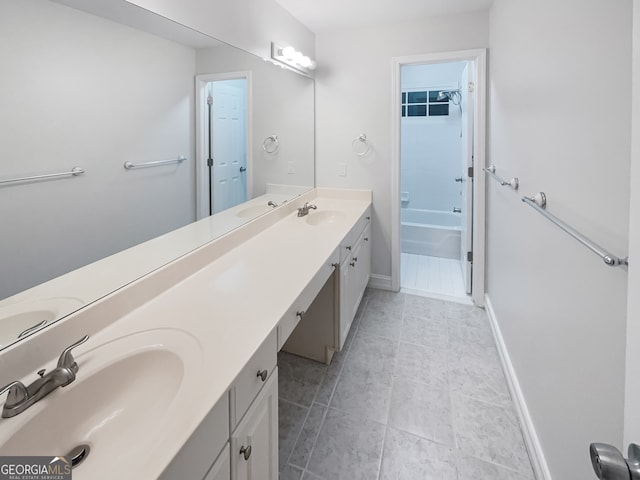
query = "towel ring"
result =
(263, 135, 279, 154)
(352, 133, 370, 157)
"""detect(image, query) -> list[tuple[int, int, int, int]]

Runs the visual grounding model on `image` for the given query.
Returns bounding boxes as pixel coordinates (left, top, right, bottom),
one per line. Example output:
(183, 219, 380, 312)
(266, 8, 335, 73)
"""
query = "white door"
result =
(623, 0, 640, 457)
(211, 79, 247, 214)
(592, 6, 638, 473)
(460, 62, 475, 294)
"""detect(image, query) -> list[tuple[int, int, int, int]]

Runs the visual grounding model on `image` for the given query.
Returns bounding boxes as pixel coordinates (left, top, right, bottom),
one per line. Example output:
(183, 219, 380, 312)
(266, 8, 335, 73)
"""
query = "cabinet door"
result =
(204, 444, 231, 480)
(348, 238, 364, 322)
(338, 256, 352, 349)
(355, 224, 372, 297)
(231, 369, 278, 480)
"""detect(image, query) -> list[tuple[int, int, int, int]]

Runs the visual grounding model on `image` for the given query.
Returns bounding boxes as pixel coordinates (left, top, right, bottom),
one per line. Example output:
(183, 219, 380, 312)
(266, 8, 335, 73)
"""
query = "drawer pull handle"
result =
(240, 445, 252, 460)
(257, 369, 268, 382)
(364, 237, 369, 242)
(346, 245, 352, 251)
(296, 310, 305, 318)
(331, 262, 339, 269)
(350, 261, 356, 267)
(353, 257, 358, 262)
(366, 216, 371, 220)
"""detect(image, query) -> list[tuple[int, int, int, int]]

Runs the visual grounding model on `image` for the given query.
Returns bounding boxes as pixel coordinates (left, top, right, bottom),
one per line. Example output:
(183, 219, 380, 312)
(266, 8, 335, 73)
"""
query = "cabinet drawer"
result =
(340, 207, 371, 263)
(277, 248, 339, 350)
(231, 330, 277, 429)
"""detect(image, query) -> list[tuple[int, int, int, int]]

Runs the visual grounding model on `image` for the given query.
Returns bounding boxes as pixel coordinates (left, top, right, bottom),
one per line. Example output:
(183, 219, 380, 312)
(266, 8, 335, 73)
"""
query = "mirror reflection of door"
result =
(208, 78, 248, 214)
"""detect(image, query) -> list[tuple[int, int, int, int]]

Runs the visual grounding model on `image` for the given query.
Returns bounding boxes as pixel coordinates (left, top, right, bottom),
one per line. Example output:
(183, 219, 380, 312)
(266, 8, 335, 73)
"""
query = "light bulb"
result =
(299, 56, 311, 68)
(293, 51, 304, 65)
(308, 60, 317, 70)
(282, 46, 296, 60)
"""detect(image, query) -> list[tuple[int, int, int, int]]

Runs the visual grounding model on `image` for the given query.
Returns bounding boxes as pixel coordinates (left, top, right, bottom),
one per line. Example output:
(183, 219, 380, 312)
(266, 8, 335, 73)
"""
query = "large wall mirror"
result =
(0, 0, 314, 350)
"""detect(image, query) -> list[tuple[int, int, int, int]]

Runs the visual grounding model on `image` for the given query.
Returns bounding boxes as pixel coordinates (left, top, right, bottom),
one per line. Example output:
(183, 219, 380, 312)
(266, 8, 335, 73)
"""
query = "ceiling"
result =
(274, 0, 494, 33)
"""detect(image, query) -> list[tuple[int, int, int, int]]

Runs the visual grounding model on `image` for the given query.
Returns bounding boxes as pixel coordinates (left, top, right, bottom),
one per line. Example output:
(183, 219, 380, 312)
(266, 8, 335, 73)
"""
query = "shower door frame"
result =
(390, 49, 487, 306)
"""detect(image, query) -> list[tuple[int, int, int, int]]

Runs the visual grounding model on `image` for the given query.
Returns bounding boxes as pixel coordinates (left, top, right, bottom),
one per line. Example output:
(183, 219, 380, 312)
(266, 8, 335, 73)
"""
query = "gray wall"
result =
(487, 1, 632, 478)
(315, 12, 490, 284)
(0, 0, 196, 299)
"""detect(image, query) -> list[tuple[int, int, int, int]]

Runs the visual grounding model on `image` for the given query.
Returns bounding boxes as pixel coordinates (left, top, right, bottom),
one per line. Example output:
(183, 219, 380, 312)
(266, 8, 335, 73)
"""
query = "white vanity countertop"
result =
(72, 188, 371, 479)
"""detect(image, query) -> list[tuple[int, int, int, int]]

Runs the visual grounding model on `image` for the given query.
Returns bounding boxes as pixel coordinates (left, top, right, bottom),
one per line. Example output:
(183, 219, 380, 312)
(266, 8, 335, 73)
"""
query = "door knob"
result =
(590, 443, 640, 479)
(240, 445, 252, 460)
(239, 166, 247, 172)
(455, 176, 464, 182)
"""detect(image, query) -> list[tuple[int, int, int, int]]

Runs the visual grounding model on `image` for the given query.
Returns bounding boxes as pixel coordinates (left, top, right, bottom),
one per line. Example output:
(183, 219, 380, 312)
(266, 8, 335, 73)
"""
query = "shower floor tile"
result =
(401, 253, 469, 302)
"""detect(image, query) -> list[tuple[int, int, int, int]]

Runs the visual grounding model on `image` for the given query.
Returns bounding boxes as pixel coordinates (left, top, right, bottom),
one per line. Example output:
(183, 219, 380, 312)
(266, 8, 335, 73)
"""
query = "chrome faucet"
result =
(267, 201, 279, 208)
(0, 335, 89, 418)
(297, 202, 317, 217)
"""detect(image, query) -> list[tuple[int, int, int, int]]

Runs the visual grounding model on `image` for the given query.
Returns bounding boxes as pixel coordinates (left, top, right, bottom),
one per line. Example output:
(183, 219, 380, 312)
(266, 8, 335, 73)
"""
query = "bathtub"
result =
(401, 208, 461, 258)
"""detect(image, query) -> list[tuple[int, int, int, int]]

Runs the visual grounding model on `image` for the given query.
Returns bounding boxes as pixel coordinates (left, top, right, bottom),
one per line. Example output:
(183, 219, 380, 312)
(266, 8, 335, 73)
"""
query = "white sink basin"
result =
(305, 210, 346, 226)
(0, 297, 84, 348)
(0, 329, 202, 478)
(236, 204, 273, 218)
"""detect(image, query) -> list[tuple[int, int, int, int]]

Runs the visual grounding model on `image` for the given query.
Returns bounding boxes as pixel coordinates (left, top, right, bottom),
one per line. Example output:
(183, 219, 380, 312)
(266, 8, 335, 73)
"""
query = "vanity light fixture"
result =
(270, 42, 316, 76)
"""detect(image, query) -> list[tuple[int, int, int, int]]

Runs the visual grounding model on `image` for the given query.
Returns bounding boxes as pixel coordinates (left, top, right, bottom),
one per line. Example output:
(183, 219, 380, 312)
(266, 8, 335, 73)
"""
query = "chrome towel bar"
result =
(522, 192, 628, 267)
(483, 164, 519, 190)
(0, 166, 84, 186)
(124, 156, 186, 170)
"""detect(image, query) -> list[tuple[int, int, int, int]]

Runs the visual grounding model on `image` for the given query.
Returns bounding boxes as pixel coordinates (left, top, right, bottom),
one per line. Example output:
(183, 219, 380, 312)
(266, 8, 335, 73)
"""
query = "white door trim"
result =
(195, 71, 253, 220)
(390, 49, 487, 306)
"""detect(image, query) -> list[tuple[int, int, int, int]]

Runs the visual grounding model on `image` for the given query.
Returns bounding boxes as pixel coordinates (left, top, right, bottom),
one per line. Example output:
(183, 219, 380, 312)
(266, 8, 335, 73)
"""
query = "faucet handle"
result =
(0, 381, 28, 407)
(57, 335, 89, 374)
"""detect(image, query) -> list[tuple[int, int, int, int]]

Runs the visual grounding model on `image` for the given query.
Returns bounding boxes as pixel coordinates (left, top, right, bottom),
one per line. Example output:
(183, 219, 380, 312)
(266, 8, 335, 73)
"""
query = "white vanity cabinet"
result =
(230, 371, 279, 480)
(161, 333, 278, 480)
(159, 394, 230, 480)
(204, 445, 231, 480)
(282, 207, 372, 359)
(338, 209, 371, 350)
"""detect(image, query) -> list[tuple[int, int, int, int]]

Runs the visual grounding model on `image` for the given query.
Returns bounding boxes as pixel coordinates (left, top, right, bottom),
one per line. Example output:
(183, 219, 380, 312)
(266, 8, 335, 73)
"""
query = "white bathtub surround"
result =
(0, 188, 371, 479)
(401, 208, 461, 258)
(400, 62, 466, 213)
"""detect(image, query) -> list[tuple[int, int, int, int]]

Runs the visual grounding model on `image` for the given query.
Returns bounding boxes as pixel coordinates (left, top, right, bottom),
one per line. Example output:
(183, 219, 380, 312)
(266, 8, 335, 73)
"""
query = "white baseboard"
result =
(484, 295, 552, 480)
(367, 274, 393, 291)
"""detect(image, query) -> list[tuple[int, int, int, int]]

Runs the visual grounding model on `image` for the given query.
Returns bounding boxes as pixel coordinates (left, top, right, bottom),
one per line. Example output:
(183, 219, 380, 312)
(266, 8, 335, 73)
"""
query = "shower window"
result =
(402, 90, 449, 117)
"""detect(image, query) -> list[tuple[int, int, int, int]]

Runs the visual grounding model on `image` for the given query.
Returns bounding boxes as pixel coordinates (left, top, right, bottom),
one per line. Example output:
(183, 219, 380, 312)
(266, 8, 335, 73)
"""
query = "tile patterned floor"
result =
(400, 253, 469, 302)
(277, 288, 535, 480)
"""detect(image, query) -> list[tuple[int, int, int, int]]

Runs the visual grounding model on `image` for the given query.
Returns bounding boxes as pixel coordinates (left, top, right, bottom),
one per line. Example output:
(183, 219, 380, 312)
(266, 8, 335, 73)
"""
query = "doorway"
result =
(195, 72, 251, 219)
(391, 50, 486, 306)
